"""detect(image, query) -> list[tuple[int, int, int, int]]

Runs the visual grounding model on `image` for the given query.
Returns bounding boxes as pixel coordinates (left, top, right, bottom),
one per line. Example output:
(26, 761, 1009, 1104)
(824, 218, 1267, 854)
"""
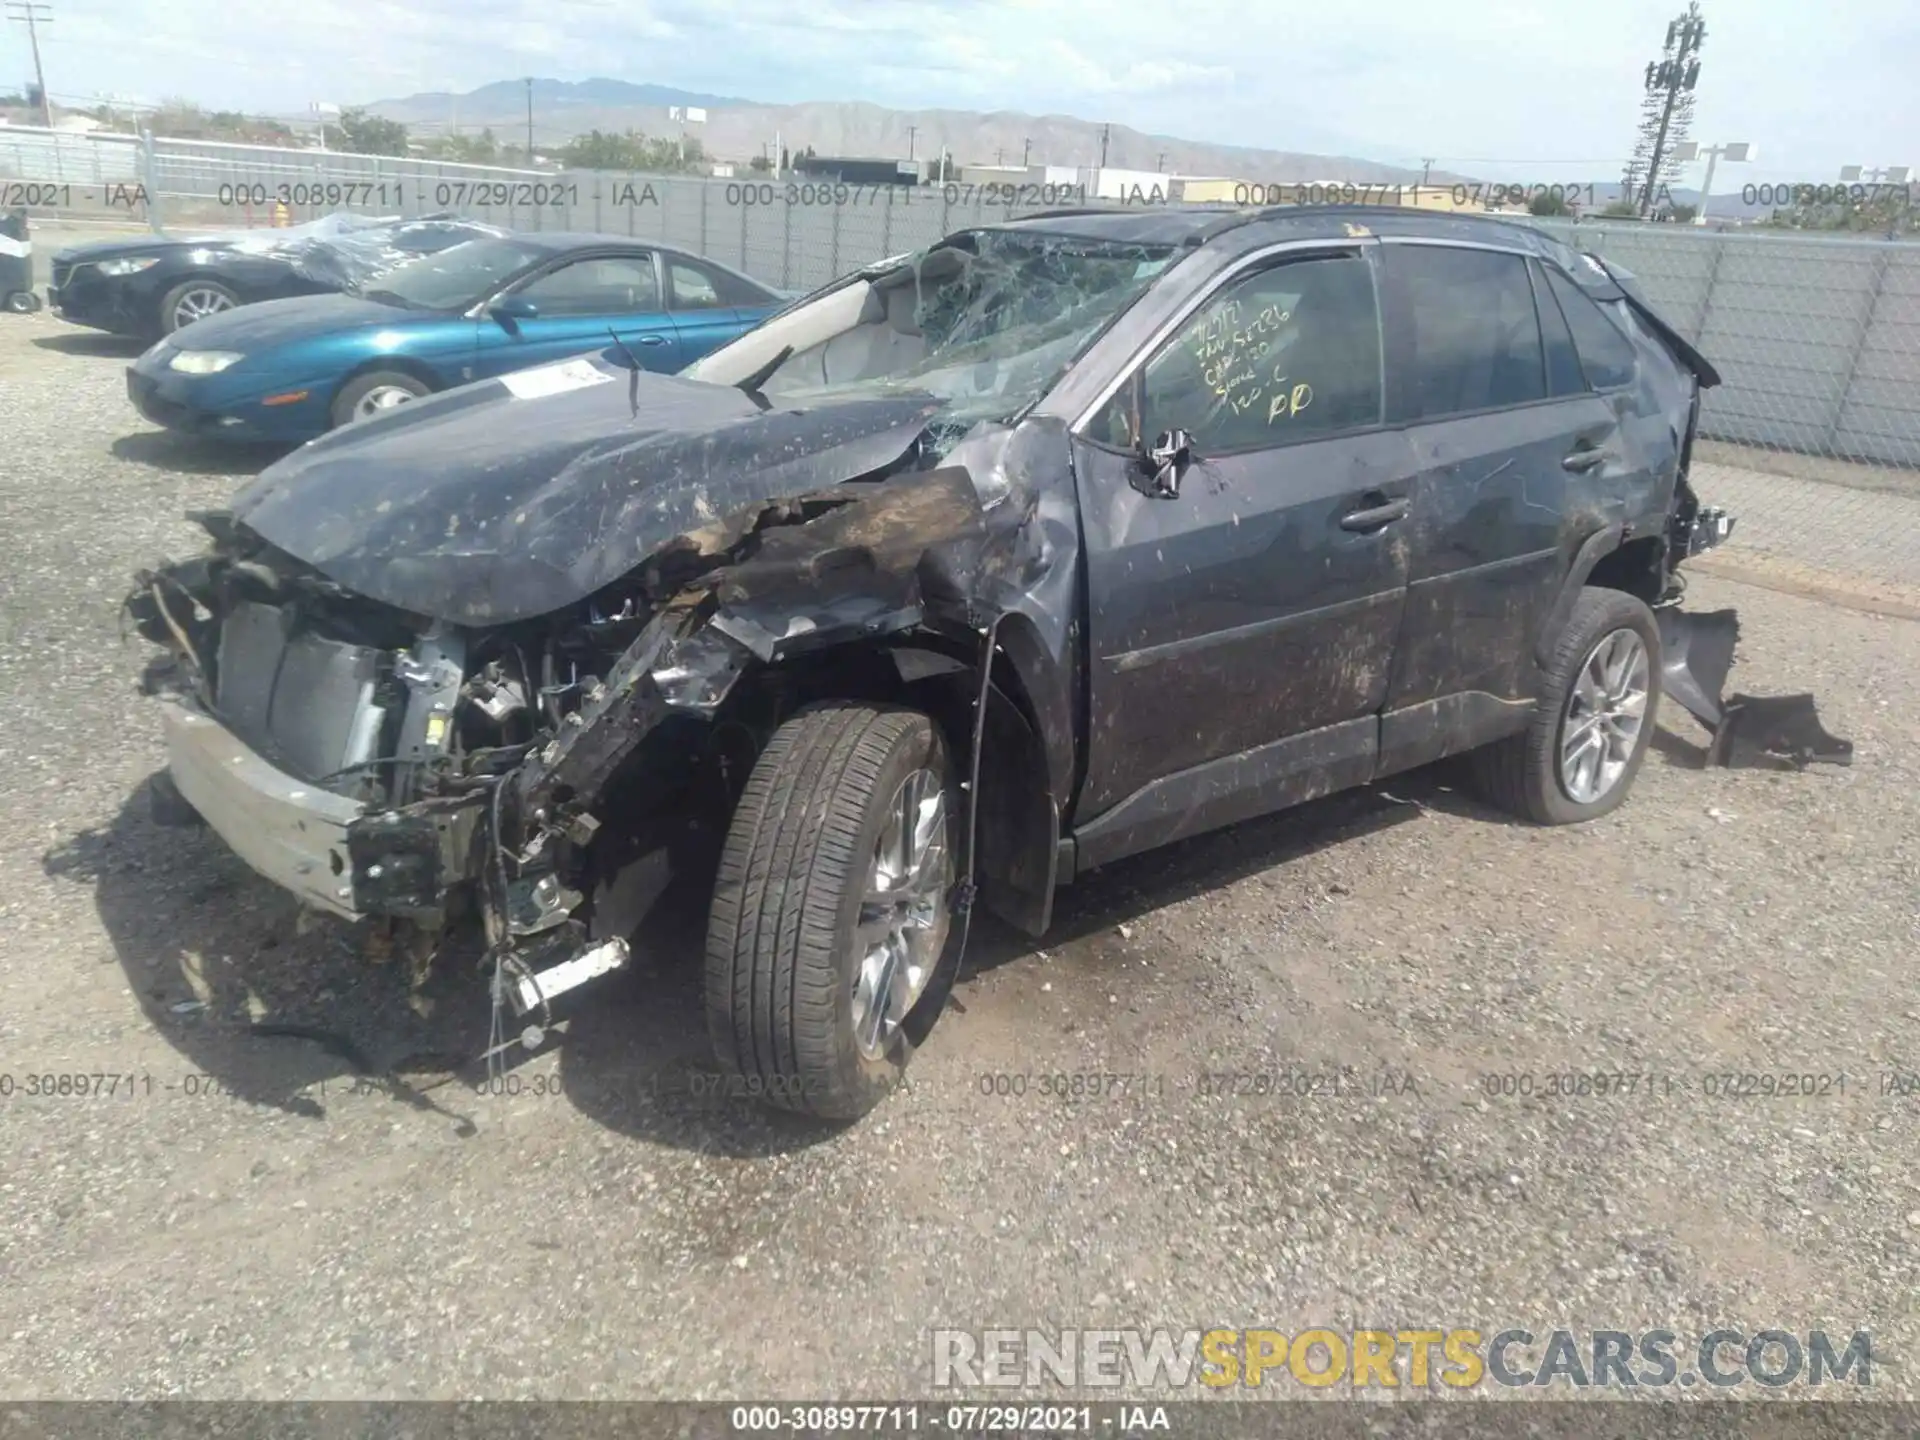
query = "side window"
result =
(1094, 253, 1381, 454)
(669, 261, 725, 310)
(517, 254, 659, 317)
(1544, 267, 1638, 390)
(1530, 259, 1587, 396)
(1386, 246, 1546, 423)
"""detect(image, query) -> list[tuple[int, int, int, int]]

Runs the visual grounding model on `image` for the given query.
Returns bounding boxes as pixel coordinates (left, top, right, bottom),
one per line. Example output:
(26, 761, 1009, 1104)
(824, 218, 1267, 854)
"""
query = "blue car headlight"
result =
(168, 350, 245, 375)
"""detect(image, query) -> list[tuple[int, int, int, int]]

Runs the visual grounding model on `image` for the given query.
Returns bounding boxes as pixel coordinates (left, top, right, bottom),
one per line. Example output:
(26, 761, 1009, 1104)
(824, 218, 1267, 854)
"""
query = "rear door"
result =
(1373, 241, 1634, 772)
(470, 248, 681, 378)
(1071, 246, 1418, 849)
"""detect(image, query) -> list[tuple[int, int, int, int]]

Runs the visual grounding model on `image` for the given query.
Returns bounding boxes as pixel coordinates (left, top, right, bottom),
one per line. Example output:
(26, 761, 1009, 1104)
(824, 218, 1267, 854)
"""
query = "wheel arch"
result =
(1533, 525, 1667, 669)
(696, 617, 1065, 939)
(330, 353, 446, 410)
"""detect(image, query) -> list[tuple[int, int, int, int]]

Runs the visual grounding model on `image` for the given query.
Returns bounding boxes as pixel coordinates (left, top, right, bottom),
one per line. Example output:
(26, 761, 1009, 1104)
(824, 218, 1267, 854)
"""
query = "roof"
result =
(516, 231, 697, 255)
(513, 232, 774, 287)
(989, 204, 1576, 262)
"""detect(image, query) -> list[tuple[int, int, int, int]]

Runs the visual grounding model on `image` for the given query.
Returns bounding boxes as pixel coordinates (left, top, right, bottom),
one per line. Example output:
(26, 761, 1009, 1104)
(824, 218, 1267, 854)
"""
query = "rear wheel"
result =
(4, 291, 39, 314)
(158, 280, 238, 334)
(330, 369, 432, 428)
(1471, 586, 1661, 824)
(705, 703, 958, 1120)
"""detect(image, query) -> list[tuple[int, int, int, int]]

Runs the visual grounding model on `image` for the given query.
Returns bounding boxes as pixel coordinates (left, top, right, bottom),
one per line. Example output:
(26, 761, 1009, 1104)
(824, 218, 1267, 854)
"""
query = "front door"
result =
(1071, 247, 1418, 859)
(472, 250, 682, 379)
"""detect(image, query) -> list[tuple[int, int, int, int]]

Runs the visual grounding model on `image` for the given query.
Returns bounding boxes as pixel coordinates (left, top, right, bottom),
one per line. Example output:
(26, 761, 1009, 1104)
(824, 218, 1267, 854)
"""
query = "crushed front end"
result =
(123, 461, 1001, 1053)
(124, 510, 650, 1030)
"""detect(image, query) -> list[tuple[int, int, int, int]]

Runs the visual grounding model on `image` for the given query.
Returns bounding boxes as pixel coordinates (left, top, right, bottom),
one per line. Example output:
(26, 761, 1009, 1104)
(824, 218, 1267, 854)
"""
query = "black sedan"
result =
(49, 213, 501, 340)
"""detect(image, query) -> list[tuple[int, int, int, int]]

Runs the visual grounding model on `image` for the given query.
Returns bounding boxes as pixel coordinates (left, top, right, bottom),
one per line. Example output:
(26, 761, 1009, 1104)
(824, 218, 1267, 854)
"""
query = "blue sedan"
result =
(125, 232, 783, 443)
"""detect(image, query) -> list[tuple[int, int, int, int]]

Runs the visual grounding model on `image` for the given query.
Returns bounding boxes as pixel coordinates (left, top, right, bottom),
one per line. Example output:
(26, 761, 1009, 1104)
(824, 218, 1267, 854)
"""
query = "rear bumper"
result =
(161, 697, 366, 917)
(161, 696, 486, 920)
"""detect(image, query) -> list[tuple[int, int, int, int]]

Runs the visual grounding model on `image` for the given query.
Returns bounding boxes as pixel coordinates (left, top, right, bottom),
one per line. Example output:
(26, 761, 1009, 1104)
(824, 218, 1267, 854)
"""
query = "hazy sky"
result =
(20, 0, 1919, 183)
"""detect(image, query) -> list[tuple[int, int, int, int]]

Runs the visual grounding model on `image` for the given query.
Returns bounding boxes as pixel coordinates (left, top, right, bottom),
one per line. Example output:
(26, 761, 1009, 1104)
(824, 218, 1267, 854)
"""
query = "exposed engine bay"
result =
(125, 459, 1008, 1069)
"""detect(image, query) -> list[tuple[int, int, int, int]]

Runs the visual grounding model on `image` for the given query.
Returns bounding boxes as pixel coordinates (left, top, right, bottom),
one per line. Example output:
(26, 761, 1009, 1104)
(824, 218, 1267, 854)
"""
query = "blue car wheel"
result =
(331, 369, 433, 428)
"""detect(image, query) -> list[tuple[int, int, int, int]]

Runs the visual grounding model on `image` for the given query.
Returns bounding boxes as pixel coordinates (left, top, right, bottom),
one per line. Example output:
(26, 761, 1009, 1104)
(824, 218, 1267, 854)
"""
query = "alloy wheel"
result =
(171, 287, 234, 329)
(1557, 627, 1651, 804)
(850, 767, 951, 1061)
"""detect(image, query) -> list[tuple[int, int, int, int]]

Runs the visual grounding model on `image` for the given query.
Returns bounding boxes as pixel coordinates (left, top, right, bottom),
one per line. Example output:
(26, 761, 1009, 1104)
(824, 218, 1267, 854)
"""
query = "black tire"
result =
(1471, 586, 1662, 825)
(329, 369, 432, 429)
(705, 702, 958, 1120)
(156, 279, 239, 335)
(4, 291, 38, 314)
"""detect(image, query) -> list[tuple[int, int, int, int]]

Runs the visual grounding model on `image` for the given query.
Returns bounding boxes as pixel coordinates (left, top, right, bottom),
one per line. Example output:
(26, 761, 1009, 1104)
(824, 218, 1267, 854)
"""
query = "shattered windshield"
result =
(684, 229, 1176, 422)
(364, 237, 549, 310)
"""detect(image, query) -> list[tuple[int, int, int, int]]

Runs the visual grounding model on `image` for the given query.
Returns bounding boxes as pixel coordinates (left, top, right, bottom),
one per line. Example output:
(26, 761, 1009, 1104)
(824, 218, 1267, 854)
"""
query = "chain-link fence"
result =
(1531, 217, 1920, 474)
(5, 127, 1918, 587)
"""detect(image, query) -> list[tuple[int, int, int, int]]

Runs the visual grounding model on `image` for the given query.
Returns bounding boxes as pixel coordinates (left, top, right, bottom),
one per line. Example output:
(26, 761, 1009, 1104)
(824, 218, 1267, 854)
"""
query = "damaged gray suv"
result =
(126, 206, 1735, 1119)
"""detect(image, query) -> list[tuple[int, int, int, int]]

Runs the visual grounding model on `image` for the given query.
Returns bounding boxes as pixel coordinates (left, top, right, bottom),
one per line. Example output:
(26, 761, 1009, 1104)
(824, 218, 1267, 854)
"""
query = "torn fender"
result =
(512, 467, 993, 824)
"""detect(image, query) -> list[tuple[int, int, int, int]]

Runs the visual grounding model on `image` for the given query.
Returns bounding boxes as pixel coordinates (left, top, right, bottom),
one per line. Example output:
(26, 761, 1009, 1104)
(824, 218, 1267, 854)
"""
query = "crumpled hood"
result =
(231, 356, 949, 625)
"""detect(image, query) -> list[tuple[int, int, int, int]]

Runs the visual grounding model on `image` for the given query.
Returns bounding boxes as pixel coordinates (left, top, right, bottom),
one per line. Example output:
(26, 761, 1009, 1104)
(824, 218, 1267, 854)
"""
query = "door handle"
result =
(1339, 497, 1410, 531)
(1562, 444, 1610, 472)
(633, 334, 668, 346)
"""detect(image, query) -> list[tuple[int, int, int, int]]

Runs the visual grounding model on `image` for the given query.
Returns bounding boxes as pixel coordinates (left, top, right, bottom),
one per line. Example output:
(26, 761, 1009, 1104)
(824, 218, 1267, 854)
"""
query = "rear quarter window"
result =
(1544, 267, 1638, 390)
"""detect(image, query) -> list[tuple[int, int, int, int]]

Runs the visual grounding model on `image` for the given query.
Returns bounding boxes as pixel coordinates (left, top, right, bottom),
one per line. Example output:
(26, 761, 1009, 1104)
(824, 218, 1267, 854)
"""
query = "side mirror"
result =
(1133, 428, 1192, 500)
(490, 295, 538, 325)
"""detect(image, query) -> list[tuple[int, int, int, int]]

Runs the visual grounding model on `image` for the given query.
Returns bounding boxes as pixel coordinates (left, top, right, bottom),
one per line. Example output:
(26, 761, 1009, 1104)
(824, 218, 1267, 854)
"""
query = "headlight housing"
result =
(168, 350, 244, 375)
(96, 256, 161, 276)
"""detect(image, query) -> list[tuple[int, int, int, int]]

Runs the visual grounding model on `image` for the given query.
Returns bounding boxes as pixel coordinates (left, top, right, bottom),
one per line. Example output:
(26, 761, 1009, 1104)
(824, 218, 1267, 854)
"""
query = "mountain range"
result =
(369, 78, 1801, 219)
(369, 77, 1460, 185)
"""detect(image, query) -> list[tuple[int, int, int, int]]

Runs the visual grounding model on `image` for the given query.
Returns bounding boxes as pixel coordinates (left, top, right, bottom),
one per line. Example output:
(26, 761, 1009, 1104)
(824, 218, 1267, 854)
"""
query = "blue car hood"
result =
(167, 293, 424, 352)
(230, 356, 949, 625)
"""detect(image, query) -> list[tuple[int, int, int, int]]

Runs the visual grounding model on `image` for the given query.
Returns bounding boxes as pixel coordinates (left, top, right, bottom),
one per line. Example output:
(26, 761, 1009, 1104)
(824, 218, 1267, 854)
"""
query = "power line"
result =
(4, 0, 54, 129)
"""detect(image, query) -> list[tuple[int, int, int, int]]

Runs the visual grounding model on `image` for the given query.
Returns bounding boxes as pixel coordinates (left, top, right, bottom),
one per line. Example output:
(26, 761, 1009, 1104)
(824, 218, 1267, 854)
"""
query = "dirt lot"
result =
(0, 308, 1916, 1402)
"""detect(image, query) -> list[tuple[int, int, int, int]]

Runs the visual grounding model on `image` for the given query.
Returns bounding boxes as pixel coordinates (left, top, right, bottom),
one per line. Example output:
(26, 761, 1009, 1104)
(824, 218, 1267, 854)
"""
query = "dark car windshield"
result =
(685, 229, 1177, 425)
(364, 237, 549, 310)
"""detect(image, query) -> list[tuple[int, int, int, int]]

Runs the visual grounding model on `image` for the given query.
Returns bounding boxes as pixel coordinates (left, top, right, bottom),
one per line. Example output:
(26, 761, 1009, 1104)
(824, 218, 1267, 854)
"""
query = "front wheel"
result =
(705, 702, 959, 1119)
(1471, 586, 1662, 824)
(4, 291, 40, 314)
(330, 369, 432, 428)
(157, 279, 238, 334)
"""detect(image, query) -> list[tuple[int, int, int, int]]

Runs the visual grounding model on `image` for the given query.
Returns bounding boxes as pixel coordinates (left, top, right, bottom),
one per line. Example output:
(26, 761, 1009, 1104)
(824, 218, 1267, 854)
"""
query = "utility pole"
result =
(523, 76, 534, 164)
(906, 124, 917, 162)
(1098, 123, 1110, 168)
(5, 0, 54, 129)
(1156, 149, 1167, 171)
(1022, 137, 1031, 167)
(1420, 157, 1435, 187)
(1631, 3, 1706, 216)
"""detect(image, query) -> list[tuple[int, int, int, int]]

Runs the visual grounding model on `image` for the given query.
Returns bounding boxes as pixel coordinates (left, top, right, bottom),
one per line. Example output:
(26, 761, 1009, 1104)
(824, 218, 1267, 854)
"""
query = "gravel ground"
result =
(1, 310, 1917, 1402)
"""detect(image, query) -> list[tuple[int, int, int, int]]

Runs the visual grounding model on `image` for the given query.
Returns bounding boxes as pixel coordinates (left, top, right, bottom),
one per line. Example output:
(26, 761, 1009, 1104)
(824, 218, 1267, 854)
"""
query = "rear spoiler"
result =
(1584, 253, 1722, 389)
